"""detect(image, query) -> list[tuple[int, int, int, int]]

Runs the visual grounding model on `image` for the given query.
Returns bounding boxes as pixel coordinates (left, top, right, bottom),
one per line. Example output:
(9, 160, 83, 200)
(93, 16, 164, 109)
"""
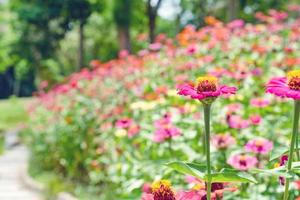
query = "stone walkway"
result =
(0, 130, 42, 200)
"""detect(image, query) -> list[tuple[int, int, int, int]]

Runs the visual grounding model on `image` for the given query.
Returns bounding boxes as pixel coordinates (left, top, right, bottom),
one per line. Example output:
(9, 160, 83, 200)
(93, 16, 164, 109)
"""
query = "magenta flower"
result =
(249, 114, 262, 125)
(212, 134, 236, 150)
(228, 154, 258, 170)
(186, 44, 197, 55)
(250, 97, 270, 108)
(115, 118, 133, 129)
(245, 138, 273, 154)
(278, 155, 288, 185)
(177, 76, 237, 103)
(266, 70, 300, 99)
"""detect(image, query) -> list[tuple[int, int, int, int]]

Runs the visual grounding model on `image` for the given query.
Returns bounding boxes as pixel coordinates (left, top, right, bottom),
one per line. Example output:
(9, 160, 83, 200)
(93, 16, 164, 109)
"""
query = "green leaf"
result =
(207, 168, 257, 183)
(167, 162, 256, 183)
(166, 161, 206, 180)
(251, 168, 292, 178)
(252, 162, 300, 178)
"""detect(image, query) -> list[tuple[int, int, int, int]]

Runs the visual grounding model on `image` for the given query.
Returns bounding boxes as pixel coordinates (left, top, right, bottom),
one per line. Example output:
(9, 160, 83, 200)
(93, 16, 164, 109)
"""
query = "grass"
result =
(0, 96, 31, 132)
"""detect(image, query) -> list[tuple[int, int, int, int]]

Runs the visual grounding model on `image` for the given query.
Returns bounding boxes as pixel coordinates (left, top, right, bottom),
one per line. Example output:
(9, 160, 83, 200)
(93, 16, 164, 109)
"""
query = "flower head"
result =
(152, 180, 176, 200)
(227, 115, 250, 129)
(275, 155, 288, 185)
(177, 76, 236, 104)
(228, 154, 258, 170)
(153, 114, 181, 143)
(115, 118, 133, 129)
(245, 138, 273, 154)
(266, 70, 300, 99)
(250, 98, 270, 108)
(212, 134, 236, 150)
(249, 114, 262, 125)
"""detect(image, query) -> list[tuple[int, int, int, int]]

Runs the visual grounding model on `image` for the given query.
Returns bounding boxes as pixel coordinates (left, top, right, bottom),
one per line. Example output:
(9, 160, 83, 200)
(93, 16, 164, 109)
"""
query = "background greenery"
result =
(1, 0, 299, 98)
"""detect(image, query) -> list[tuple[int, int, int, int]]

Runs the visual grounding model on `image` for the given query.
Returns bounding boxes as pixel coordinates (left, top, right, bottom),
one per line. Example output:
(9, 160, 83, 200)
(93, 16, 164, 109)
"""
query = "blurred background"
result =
(0, 0, 297, 99)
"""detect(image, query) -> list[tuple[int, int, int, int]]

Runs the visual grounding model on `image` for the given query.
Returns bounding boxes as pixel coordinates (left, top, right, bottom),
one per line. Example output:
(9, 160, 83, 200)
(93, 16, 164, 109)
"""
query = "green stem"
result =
(297, 130, 300, 161)
(283, 100, 300, 200)
(204, 104, 212, 200)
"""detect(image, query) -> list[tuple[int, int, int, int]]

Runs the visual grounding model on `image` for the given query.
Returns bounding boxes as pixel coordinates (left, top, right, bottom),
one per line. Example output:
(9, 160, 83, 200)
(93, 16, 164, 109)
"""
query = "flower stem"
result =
(204, 104, 212, 200)
(283, 100, 300, 200)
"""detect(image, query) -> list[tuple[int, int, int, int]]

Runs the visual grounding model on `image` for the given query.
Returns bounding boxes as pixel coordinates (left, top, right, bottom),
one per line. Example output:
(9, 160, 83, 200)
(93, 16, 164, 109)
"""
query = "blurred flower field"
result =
(24, 9, 300, 200)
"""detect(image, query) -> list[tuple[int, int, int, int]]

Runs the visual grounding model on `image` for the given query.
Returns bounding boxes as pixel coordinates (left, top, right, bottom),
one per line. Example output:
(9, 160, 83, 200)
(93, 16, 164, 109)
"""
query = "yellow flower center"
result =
(196, 76, 218, 93)
(152, 180, 171, 192)
(287, 70, 300, 90)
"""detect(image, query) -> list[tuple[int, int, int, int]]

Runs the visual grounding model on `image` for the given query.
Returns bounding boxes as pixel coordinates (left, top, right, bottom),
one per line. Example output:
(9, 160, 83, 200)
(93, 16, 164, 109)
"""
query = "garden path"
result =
(0, 129, 42, 200)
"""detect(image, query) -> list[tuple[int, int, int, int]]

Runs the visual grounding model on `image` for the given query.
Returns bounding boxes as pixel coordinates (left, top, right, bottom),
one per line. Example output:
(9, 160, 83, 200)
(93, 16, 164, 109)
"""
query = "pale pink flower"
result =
(250, 98, 270, 108)
(228, 115, 250, 129)
(212, 134, 236, 150)
(228, 154, 258, 170)
(245, 138, 273, 154)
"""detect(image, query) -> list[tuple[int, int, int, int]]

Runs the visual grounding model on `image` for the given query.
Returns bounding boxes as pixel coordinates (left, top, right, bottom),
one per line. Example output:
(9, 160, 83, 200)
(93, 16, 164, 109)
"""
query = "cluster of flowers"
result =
(26, 6, 300, 199)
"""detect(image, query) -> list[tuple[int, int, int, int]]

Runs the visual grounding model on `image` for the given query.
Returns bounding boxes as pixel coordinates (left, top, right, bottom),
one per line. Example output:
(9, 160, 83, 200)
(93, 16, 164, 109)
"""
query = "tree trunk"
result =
(147, 0, 163, 43)
(227, 0, 239, 22)
(148, 14, 156, 43)
(78, 20, 84, 70)
(117, 26, 131, 52)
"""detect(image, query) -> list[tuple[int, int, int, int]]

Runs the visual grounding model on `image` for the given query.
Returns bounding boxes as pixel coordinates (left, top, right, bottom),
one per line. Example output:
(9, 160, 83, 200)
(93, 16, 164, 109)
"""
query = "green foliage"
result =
(0, 97, 30, 131)
(167, 161, 257, 183)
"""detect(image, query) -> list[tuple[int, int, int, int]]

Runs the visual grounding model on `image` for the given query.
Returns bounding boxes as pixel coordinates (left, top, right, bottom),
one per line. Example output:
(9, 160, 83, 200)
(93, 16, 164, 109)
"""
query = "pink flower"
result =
(177, 76, 237, 102)
(115, 118, 133, 129)
(177, 190, 205, 200)
(142, 183, 152, 194)
(245, 138, 273, 154)
(249, 114, 262, 125)
(227, 115, 250, 129)
(227, 19, 244, 29)
(186, 44, 197, 55)
(250, 98, 270, 108)
(118, 49, 129, 58)
(226, 103, 242, 114)
(149, 43, 162, 51)
(212, 134, 236, 150)
(153, 114, 181, 143)
(266, 70, 300, 100)
(228, 154, 258, 170)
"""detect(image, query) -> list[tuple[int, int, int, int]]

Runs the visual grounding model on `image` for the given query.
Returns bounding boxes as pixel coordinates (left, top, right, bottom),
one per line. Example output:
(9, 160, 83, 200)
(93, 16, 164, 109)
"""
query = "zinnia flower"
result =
(177, 76, 236, 104)
(142, 180, 176, 200)
(249, 114, 262, 125)
(227, 115, 250, 129)
(212, 134, 236, 150)
(115, 118, 133, 129)
(245, 138, 273, 154)
(275, 155, 288, 186)
(250, 97, 270, 108)
(228, 154, 258, 170)
(153, 114, 181, 143)
(266, 70, 300, 99)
